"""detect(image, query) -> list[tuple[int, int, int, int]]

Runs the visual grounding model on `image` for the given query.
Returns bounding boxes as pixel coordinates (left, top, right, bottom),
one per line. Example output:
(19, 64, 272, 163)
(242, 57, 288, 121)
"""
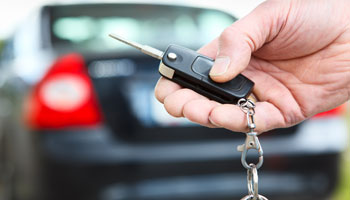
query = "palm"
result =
(246, 50, 348, 128)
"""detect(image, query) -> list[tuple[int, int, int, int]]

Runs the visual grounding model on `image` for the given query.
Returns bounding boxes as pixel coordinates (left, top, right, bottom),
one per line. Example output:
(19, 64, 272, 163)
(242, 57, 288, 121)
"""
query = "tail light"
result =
(25, 53, 102, 129)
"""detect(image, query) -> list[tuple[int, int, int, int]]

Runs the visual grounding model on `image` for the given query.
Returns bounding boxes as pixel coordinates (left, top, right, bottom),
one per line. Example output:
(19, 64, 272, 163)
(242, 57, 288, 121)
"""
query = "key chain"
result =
(237, 98, 268, 200)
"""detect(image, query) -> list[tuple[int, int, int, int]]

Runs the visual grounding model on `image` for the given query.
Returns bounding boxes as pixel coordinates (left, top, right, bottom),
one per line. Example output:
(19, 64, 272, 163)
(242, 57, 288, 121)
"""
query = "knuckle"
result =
(208, 108, 221, 126)
(183, 100, 204, 123)
(163, 91, 186, 118)
(182, 101, 194, 118)
(163, 96, 181, 117)
(219, 26, 236, 44)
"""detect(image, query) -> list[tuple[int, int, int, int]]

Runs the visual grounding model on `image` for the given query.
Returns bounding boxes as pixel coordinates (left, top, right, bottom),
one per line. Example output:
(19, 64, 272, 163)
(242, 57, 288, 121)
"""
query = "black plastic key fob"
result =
(159, 45, 254, 104)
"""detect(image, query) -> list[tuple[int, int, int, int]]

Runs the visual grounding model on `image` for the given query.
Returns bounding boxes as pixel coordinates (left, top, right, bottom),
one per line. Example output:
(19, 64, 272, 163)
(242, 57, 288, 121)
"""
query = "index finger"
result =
(154, 77, 182, 103)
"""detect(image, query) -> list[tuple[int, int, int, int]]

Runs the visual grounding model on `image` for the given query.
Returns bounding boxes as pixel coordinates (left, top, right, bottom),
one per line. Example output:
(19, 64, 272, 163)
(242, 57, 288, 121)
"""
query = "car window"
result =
(48, 4, 236, 53)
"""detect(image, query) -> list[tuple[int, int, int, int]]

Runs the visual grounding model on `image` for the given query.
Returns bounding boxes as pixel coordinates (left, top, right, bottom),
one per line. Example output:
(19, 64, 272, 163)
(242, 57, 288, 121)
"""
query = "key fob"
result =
(159, 45, 254, 104)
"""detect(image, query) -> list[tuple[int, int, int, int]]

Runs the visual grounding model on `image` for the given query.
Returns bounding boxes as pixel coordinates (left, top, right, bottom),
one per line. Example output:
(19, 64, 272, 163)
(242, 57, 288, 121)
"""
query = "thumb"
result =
(209, 1, 288, 82)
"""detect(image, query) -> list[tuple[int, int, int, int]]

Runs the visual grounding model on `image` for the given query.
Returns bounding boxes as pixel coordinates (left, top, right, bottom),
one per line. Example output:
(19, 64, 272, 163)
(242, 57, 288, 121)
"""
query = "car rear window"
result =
(47, 4, 236, 53)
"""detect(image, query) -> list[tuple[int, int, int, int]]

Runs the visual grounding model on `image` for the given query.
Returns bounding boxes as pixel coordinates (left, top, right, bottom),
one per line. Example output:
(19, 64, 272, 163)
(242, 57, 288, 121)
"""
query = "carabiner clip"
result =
(237, 131, 264, 170)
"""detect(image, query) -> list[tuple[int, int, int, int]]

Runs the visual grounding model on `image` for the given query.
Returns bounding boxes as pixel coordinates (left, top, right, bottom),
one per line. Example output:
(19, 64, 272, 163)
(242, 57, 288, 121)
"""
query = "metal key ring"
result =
(247, 164, 259, 200)
(240, 194, 269, 200)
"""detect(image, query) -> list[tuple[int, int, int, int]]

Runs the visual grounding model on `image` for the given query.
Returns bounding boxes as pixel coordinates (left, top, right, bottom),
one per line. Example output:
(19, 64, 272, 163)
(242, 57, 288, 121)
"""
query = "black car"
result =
(0, 2, 348, 200)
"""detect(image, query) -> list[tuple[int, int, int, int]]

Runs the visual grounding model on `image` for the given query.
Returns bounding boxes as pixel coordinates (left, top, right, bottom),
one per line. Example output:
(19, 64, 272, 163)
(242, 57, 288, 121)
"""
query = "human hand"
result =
(155, 0, 350, 133)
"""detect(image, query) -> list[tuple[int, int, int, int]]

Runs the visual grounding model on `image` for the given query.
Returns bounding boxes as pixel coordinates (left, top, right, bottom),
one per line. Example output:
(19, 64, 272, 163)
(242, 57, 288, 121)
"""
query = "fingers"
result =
(183, 99, 221, 128)
(163, 88, 207, 118)
(178, 99, 286, 133)
(208, 102, 286, 133)
(155, 77, 287, 132)
(154, 71, 288, 132)
(154, 77, 182, 103)
(207, 1, 286, 83)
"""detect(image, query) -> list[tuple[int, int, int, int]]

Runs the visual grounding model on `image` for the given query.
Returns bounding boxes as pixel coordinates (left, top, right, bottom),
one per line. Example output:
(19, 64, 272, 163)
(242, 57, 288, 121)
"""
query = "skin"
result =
(155, 0, 350, 133)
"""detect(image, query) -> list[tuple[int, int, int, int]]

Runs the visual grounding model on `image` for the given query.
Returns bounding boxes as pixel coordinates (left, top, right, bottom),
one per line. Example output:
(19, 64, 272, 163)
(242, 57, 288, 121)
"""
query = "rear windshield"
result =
(48, 4, 236, 53)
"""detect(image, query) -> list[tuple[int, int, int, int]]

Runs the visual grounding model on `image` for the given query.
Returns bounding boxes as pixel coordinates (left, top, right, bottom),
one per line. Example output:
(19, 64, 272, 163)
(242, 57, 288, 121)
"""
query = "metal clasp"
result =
(237, 131, 264, 170)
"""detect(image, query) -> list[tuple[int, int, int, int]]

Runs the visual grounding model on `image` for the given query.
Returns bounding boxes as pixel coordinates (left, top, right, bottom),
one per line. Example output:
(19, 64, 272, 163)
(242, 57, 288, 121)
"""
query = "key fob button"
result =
(192, 56, 245, 91)
(191, 56, 212, 76)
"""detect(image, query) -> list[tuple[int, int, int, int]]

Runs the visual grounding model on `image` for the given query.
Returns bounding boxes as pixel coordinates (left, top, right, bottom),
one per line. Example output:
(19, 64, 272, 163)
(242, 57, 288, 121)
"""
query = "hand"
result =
(155, 0, 350, 133)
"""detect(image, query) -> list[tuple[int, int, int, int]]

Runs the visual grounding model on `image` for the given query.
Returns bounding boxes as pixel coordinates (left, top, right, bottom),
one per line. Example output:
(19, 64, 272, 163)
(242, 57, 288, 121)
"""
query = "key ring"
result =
(247, 164, 259, 200)
(240, 194, 269, 200)
(240, 164, 268, 200)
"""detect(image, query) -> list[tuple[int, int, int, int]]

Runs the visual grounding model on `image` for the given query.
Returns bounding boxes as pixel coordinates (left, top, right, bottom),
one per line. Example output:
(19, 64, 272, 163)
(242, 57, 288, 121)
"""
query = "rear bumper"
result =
(40, 117, 348, 164)
(99, 169, 338, 200)
(42, 153, 341, 200)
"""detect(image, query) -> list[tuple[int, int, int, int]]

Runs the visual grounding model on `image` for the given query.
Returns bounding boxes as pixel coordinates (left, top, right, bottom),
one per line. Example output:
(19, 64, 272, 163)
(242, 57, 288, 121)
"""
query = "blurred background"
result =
(0, 0, 349, 200)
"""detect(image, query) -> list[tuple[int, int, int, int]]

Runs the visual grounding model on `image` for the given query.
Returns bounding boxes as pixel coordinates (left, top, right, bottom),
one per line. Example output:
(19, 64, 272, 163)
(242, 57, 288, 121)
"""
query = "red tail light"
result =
(25, 53, 102, 129)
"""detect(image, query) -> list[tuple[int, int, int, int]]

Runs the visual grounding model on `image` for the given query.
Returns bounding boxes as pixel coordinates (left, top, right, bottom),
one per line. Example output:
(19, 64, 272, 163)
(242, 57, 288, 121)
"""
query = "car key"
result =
(109, 33, 255, 104)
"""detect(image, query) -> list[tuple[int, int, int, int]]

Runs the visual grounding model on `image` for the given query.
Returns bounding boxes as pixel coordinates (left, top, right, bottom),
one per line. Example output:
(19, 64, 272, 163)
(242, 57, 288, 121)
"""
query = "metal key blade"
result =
(109, 33, 164, 60)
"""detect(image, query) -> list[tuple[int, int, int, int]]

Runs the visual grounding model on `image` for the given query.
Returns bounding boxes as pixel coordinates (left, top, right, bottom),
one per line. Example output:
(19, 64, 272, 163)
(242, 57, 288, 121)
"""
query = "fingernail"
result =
(209, 56, 230, 76)
(209, 116, 221, 127)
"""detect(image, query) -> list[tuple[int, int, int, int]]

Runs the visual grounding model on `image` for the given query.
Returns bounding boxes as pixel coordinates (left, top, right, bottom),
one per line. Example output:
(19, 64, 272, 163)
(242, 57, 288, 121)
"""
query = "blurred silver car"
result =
(0, 2, 348, 200)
